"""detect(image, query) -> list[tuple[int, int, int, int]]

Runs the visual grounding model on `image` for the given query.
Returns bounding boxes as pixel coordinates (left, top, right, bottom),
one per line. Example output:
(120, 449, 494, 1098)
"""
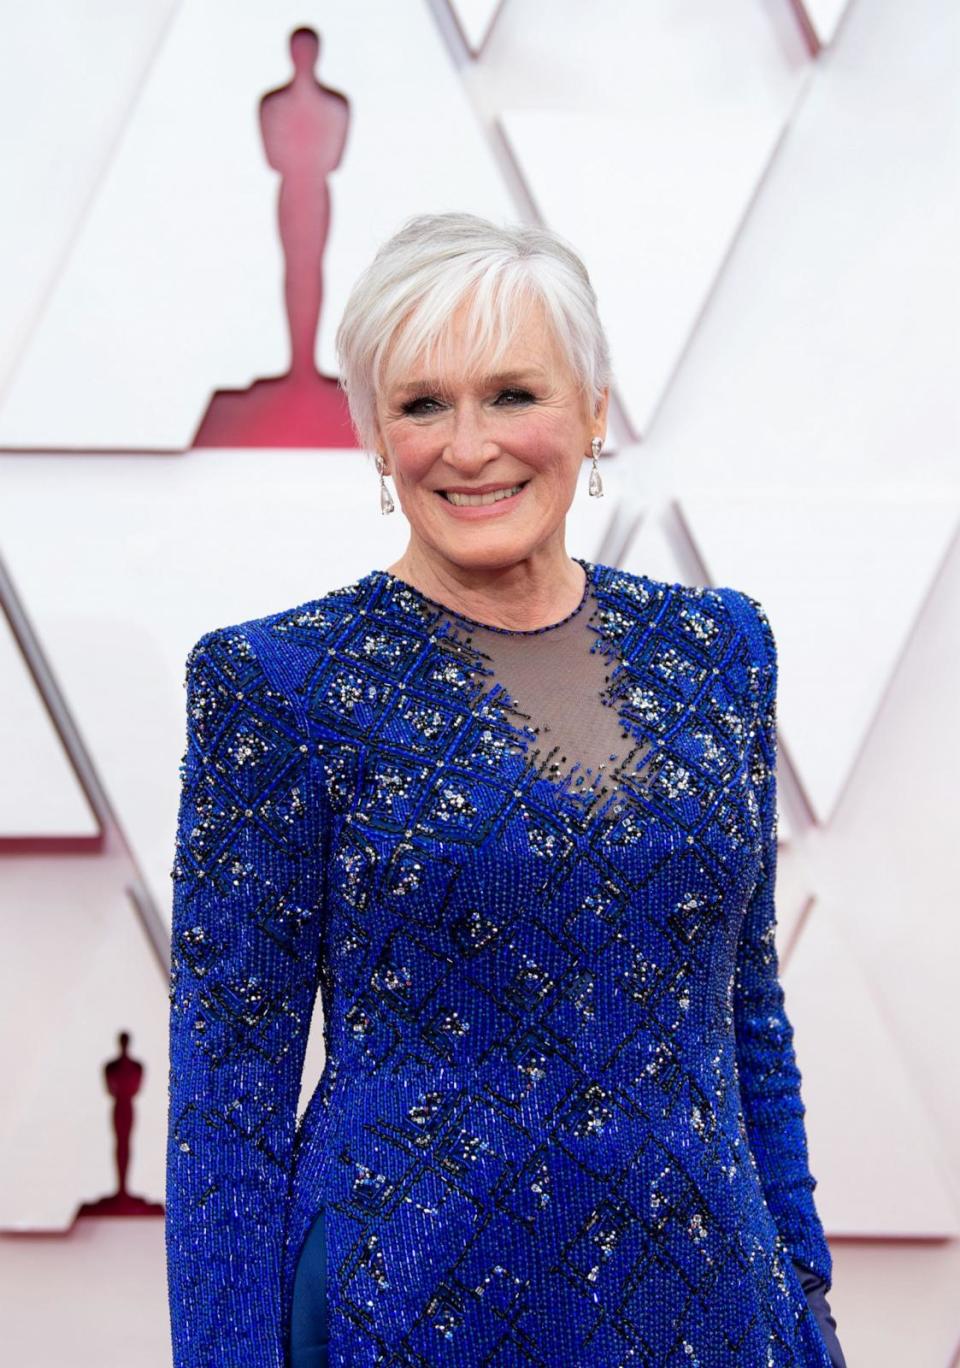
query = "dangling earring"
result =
(588, 435, 604, 497)
(375, 452, 395, 515)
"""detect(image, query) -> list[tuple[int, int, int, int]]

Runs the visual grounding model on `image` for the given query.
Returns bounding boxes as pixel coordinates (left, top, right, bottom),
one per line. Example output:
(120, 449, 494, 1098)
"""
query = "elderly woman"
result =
(165, 212, 845, 1367)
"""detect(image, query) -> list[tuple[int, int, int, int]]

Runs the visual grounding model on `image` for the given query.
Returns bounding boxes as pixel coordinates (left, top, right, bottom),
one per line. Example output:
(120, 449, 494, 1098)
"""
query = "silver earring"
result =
(375, 452, 395, 515)
(588, 435, 604, 497)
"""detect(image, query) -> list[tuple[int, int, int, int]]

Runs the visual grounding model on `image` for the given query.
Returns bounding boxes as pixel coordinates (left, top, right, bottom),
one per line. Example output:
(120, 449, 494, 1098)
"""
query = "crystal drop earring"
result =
(588, 435, 604, 497)
(375, 452, 395, 515)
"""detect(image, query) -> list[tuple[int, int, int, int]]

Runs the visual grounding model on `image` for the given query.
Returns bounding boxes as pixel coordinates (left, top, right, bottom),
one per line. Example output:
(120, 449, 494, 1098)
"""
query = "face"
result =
(373, 293, 608, 576)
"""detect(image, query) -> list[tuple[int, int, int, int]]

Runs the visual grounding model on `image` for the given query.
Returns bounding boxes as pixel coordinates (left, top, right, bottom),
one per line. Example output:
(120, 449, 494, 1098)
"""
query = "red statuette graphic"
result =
(192, 27, 358, 448)
(75, 1030, 163, 1218)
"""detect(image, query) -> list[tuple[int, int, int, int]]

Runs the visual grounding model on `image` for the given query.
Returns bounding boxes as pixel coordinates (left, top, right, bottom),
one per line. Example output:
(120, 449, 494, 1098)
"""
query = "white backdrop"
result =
(1, 1, 958, 1364)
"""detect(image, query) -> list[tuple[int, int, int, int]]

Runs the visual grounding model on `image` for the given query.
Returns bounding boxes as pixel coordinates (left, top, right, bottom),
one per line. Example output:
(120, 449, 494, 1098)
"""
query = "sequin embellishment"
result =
(165, 559, 834, 1367)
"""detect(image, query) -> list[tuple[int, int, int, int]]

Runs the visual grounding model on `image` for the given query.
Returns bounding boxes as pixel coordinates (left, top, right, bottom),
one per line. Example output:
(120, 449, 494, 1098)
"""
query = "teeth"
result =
(444, 483, 525, 507)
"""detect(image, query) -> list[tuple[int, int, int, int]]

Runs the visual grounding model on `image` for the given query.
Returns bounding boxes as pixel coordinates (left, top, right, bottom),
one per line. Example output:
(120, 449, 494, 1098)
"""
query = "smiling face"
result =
(373, 291, 608, 578)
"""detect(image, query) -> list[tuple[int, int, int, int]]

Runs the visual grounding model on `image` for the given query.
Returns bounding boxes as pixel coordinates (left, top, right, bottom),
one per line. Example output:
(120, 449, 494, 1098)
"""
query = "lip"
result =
(435, 480, 529, 519)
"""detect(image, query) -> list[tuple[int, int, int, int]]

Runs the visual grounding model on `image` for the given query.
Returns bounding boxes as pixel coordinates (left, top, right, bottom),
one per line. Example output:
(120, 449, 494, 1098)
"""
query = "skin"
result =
(373, 291, 609, 631)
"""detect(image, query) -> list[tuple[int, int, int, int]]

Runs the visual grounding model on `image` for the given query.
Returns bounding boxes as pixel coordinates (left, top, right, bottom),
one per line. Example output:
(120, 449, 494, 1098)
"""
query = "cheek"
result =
(384, 410, 579, 483)
(506, 412, 577, 469)
(385, 429, 437, 485)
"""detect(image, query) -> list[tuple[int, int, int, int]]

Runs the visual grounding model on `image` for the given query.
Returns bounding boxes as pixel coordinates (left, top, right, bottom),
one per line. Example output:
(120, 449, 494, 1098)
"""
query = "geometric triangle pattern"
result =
(0, 0, 516, 451)
(782, 903, 958, 1236)
(499, 88, 808, 437)
(0, 0, 177, 394)
(445, 0, 506, 54)
(795, 0, 854, 47)
(0, 596, 98, 841)
(678, 490, 959, 824)
(0, 0, 956, 1361)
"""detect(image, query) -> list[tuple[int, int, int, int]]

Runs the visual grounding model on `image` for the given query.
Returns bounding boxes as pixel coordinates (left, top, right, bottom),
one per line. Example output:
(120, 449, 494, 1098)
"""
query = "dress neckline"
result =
(374, 556, 594, 637)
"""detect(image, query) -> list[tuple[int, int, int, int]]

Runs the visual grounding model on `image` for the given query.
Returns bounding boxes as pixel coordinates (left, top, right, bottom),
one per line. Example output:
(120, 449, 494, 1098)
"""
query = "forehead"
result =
(387, 366, 549, 399)
(381, 293, 567, 396)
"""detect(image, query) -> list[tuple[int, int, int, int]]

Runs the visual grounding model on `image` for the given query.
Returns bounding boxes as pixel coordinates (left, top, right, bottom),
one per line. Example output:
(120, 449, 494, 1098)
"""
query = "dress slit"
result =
(289, 1204, 330, 1368)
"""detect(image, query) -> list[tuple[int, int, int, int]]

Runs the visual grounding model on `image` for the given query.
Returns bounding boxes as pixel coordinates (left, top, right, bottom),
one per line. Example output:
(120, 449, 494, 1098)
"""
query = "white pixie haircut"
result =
(335, 212, 612, 453)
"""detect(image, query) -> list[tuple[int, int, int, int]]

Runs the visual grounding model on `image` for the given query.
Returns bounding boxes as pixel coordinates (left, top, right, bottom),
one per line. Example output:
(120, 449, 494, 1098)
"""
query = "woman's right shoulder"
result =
(183, 568, 384, 674)
(178, 570, 387, 749)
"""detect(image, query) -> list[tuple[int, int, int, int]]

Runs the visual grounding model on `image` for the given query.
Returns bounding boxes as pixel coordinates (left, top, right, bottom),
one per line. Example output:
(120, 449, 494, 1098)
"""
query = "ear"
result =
(372, 415, 389, 465)
(370, 423, 386, 468)
(593, 385, 610, 437)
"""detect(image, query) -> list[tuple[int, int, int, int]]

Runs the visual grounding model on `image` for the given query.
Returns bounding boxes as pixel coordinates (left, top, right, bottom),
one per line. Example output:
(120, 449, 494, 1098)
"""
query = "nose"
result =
(445, 399, 500, 468)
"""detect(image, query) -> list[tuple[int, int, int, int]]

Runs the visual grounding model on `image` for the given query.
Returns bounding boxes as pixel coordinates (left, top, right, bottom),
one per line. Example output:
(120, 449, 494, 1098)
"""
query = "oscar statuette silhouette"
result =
(76, 1030, 163, 1218)
(192, 27, 357, 447)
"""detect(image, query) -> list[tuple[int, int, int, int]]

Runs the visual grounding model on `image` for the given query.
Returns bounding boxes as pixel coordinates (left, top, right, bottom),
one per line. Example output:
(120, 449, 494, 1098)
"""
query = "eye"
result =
(400, 396, 444, 416)
(399, 387, 535, 417)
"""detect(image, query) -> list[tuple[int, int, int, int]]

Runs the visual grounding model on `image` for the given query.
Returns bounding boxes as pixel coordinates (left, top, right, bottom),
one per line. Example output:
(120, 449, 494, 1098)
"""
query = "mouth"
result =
(437, 480, 530, 508)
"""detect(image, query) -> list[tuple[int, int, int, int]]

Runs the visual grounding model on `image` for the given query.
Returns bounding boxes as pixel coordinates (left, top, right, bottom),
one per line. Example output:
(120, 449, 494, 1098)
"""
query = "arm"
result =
(729, 590, 834, 1288)
(165, 624, 324, 1367)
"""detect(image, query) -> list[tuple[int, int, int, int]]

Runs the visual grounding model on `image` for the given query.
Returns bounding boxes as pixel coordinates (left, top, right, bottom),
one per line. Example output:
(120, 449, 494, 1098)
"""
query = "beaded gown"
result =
(165, 557, 837, 1368)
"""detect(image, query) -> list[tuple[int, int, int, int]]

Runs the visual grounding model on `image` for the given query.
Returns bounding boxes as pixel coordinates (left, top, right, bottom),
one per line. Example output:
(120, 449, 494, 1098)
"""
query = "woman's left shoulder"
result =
(588, 561, 774, 669)
(708, 582, 777, 673)
(588, 559, 737, 621)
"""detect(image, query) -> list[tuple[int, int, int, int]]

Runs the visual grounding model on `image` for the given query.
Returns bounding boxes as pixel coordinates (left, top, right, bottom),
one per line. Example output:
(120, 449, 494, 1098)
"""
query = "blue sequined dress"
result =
(165, 557, 837, 1367)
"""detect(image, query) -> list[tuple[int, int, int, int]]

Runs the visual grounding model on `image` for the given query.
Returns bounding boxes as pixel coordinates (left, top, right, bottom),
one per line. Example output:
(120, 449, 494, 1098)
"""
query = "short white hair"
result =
(335, 212, 612, 453)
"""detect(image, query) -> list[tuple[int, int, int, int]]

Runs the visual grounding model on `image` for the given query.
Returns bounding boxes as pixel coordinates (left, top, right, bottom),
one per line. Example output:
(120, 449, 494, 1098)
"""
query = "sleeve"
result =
(730, 591, 834, 1288)
(165, 624, 324, 1368)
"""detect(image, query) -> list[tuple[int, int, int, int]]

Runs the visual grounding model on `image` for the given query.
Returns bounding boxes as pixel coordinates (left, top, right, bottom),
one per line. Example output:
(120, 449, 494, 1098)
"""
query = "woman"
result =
(165, 212, 846, 1367)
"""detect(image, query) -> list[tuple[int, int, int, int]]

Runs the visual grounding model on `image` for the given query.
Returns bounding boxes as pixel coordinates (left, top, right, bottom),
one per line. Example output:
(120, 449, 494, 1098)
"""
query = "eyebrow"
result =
(390, 368, 546, 397)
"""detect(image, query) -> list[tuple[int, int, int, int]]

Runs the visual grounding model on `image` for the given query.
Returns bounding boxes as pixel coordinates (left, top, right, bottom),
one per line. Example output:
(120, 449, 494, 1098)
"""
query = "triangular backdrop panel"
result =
(0, 881, 167, 1229)
(0, 0, 515, 451)
(677, 490, 959, 824)
(0, 450, 402, 922)
(798, 0, 854, 46)
(445, 0, 506, 54)
(0, 603, 97, 838)
(499, 84, 808, 439)
(0, 0, 178, 396)
(616, 498, 691, 594)
(783, 903, 958, 1236)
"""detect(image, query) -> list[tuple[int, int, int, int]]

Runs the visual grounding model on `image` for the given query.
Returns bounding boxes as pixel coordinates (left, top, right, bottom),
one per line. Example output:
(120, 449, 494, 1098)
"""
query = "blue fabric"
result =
(166, 559, 838, 1366)
(289, 1206, 329, 1368)
(793, 1259, 847, 1367)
